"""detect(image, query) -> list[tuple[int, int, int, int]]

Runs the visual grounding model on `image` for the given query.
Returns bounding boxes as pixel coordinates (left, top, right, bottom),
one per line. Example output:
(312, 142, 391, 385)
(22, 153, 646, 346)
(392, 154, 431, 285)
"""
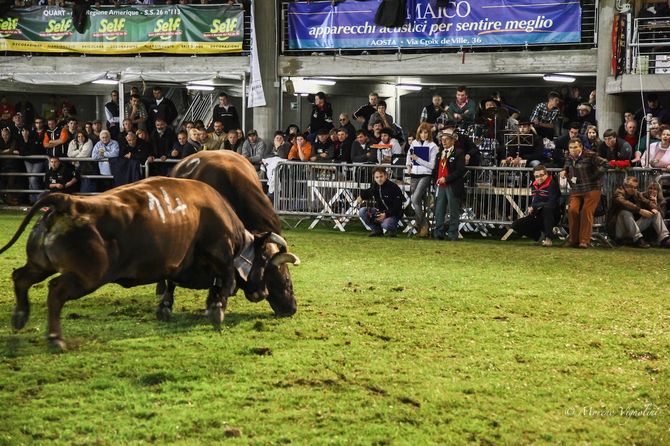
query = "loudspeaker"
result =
(284, 79, 295, 95)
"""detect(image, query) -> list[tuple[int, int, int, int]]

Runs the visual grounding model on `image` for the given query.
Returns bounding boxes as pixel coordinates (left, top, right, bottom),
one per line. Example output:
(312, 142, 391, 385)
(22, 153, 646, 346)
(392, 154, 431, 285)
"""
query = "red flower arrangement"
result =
(608, 159, 631, 170)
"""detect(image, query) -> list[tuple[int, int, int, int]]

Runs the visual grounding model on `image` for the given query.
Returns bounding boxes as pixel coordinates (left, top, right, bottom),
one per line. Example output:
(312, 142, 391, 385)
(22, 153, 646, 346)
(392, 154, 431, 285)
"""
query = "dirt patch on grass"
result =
(398, 396, 421, 408)
(627, 351, 659, 361)
(138, 371, 175, 386)
(249, 347, 272, 356)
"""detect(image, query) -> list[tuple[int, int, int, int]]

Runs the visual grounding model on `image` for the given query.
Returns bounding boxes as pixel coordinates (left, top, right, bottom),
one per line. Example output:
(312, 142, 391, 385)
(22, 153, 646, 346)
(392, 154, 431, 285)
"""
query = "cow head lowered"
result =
(238, 232, 299, 317)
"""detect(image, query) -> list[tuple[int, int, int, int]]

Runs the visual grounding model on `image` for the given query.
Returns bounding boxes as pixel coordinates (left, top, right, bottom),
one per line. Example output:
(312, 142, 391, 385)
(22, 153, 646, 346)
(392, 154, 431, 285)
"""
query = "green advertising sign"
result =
(0, 4, 244, 54)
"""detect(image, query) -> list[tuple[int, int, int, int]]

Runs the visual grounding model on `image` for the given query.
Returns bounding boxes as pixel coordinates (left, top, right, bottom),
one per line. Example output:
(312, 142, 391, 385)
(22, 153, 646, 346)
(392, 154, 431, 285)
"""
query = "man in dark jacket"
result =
(511, 165, 561, 246)
(357, 167, 404, 237)
(41, 155, 79, 199)
(352, 92, 378, 131)
(307, 92, 334, 139)
(19, 124, 46, 203)
(212, 92, 240, 133)
(311, 129, 334, 162)
(351, 130, 375, 163)
(554, 122, 588, 165)
(170, 130, 197, 159)
(334, 128, 353, 163)
(606, 176, 670, 248)
(119, 131, 153, 184)
(150, 118, 177, 176)
(598, 129, 632, 161)
(434, 131, 465, 241)
(148, 86, 178, 132)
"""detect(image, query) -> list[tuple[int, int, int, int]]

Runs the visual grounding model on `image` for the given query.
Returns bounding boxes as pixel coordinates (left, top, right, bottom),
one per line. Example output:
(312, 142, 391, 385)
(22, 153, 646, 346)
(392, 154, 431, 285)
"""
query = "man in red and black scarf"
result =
(511, 165, 561, 246)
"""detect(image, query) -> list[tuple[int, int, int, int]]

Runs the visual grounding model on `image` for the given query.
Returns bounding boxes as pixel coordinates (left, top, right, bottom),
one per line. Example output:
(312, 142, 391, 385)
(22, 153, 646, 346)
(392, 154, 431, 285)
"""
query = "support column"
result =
(250, 0, 280, 141)
(595, 0, 625, 133)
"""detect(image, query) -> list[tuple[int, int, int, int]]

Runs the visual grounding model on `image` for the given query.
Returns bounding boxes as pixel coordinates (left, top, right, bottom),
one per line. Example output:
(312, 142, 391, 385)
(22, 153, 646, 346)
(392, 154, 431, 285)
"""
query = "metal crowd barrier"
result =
(271, 162, 668, 236)
(272, 161, 409, 231)
(0, 154, 183, 200)
(1, 155, 667, 239)
(0, 154, 266, 203)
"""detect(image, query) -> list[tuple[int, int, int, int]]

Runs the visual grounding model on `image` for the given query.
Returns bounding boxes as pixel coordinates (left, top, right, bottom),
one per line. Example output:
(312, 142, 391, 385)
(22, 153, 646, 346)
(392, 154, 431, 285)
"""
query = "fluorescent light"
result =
(92, 79, 119, 85)
(396, 84, 422, 91)
(92, 72, 119, 85)
(302, 78, 336, 86)
(186, 84, 215, 91)
(543, 74, 576, 83)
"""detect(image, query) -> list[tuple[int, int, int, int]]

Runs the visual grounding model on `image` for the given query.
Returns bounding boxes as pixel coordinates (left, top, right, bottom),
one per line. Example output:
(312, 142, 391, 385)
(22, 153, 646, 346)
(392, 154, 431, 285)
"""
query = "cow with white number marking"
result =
(153, 150, 299, 321)
(0, 177, 299, 351)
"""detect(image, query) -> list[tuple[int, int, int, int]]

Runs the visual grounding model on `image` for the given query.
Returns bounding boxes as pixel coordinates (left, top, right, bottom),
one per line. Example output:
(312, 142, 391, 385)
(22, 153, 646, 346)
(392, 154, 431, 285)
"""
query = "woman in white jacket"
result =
(67, 130, 97, 192)
(67, 130, 93, 159)
(406, 123, 439, 237)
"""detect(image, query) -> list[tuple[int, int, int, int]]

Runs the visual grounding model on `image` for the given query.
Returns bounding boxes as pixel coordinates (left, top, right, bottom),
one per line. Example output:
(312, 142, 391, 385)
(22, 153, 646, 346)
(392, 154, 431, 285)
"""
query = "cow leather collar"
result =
(233, 230, 255, 282)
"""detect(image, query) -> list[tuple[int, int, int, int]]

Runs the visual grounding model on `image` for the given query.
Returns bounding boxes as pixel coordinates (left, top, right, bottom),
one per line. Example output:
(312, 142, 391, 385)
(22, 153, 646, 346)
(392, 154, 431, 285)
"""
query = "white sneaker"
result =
(541, 238, 553, 247)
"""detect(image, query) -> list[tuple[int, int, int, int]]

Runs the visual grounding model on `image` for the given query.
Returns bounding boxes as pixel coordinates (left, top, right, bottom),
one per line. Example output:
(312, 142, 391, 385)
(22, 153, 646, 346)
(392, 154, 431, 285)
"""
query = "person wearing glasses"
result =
(337, 113, 356, 140)
(510, 165, 561, 246)
(606, 176, 670, 248)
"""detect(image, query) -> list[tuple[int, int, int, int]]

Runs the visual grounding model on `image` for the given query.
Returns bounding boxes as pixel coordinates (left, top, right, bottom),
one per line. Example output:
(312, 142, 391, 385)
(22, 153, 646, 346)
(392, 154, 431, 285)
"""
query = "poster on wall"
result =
(288, 0, 581, 50)
(0, 4, 244, 54)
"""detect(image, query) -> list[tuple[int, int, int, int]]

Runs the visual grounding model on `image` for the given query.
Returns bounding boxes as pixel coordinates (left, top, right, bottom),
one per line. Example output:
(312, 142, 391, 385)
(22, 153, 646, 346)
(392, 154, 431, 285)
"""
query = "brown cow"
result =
(0, 177, 299, 350)
(171, 150, 281, 232)
(159, 150, 296, 319)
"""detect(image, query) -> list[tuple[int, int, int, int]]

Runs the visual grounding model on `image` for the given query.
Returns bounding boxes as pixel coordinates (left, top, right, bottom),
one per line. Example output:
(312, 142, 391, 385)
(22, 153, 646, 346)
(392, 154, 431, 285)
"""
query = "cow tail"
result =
(0, 193, 72, 255)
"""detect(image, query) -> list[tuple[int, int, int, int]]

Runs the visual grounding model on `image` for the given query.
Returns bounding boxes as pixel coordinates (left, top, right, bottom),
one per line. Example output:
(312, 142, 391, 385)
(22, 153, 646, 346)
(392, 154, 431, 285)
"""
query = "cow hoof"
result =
(11, 310, 28, 330)
(47, 336, 67, 353)
(208, 303, 224, 330)
(156, 306, 172, 322)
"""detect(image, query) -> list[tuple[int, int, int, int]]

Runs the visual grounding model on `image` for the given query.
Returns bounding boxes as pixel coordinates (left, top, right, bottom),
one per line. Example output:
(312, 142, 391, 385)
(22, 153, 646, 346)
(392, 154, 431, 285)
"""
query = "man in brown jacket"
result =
(560, 138, 608, 248)
(606, 176, 670, 248)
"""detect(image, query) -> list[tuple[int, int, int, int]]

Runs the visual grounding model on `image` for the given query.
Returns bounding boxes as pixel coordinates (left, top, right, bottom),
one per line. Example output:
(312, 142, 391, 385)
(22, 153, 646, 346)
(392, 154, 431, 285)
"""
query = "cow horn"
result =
(270, 252, 300, 267)
(266, 232, 287, 249)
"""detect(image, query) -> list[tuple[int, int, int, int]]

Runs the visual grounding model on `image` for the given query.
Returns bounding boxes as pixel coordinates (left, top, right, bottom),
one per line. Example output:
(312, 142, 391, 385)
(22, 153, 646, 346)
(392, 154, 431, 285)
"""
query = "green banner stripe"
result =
(0, 4, 244, 54)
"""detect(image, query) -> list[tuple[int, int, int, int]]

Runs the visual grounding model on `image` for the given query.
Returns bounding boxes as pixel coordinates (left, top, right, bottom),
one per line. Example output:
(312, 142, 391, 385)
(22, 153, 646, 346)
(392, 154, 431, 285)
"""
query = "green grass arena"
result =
(0, 211, 667, 445)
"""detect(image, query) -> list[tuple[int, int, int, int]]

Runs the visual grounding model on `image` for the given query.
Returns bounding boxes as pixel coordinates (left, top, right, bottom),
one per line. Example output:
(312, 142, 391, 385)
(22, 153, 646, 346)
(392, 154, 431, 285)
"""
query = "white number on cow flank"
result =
(147, 188, 188, 224)
(181, 157, 200, 176)
(147, 192, 166, 223)
(160, 187, 188, 216)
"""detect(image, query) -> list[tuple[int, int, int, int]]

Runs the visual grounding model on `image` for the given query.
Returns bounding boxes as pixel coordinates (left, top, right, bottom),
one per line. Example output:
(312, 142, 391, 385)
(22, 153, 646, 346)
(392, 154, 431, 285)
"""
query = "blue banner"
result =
(288, 0, 581, 50)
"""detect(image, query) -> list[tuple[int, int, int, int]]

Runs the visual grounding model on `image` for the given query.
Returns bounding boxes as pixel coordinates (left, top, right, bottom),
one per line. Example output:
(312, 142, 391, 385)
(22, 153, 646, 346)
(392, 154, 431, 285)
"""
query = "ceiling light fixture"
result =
(92, 73, 119, 85)
(542, 74, 576, 83)
(396, 84, 423, 91)
(302, 78, 337, 86)
(186, 84, 215, 91)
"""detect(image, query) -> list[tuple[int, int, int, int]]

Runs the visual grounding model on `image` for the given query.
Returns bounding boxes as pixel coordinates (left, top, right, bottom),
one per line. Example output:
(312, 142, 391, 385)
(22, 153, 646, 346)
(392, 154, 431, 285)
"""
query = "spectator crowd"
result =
(0, 84, 668, 249)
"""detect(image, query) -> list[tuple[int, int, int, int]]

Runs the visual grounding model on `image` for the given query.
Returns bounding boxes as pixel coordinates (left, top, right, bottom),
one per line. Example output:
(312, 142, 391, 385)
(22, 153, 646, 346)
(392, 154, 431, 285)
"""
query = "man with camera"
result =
(357, 167, 404, 237)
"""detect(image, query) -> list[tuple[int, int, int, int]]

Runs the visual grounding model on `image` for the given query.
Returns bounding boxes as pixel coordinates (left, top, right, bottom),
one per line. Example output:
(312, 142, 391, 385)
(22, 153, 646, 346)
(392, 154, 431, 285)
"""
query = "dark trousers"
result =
(434, 186, 462, 239)
(512, 206, 558, 241)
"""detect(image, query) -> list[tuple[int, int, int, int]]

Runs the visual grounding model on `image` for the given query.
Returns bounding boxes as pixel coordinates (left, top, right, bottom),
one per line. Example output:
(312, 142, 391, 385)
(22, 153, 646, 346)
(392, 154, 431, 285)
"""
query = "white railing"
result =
(629, 15, 670, 74)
